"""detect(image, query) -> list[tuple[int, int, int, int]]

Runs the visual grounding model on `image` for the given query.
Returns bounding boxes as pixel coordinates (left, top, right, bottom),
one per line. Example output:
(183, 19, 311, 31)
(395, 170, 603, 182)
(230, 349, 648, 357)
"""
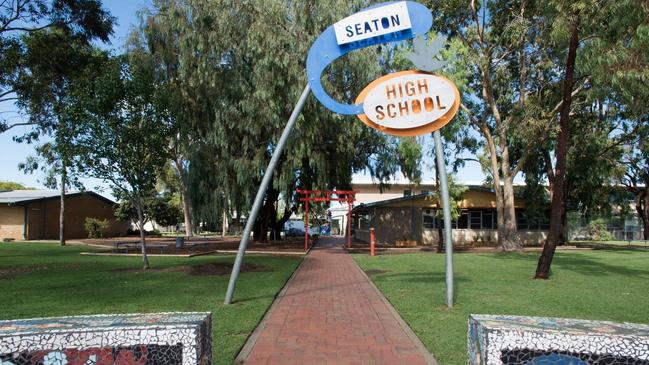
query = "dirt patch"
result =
(83, 237, 307, 255)
(364, 269, 389, 277)
(188, 263, 268, 275)
(112, 262, 269, 276)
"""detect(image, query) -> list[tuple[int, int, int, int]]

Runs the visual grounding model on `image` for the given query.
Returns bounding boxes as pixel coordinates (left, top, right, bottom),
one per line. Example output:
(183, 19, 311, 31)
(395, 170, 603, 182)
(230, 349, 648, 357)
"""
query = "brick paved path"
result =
(238, 237, 436, 365)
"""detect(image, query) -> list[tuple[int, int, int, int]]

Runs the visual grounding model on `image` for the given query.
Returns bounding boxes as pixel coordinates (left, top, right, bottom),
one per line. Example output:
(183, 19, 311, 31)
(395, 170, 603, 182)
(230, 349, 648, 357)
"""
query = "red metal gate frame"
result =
(296, 190, 356, 251)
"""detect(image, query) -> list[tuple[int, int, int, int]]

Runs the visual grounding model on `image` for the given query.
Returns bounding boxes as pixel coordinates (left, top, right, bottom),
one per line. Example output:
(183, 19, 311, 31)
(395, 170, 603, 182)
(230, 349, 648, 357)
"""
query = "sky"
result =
(0, 0, 488, 198)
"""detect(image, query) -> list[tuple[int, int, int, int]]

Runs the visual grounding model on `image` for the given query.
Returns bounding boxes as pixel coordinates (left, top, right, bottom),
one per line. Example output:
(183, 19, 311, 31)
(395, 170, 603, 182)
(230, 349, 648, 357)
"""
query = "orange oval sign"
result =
(355, 70, 460, 136)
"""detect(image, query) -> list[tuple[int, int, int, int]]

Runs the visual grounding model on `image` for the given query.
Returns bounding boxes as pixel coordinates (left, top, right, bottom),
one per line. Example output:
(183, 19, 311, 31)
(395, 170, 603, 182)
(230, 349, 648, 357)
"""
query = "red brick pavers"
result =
(239, 237, 436, 365)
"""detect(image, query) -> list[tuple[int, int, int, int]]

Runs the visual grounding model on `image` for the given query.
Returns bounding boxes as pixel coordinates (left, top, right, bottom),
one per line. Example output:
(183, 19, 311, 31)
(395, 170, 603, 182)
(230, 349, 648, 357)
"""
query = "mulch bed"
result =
(364, 269, 389, 277)
(111, 262, 269, 275)
(81, 236, 309, 255)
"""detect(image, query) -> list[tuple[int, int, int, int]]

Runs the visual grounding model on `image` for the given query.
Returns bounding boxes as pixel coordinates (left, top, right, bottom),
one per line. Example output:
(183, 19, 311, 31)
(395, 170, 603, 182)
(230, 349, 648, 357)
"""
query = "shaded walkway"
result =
(237, 237, 437, 364)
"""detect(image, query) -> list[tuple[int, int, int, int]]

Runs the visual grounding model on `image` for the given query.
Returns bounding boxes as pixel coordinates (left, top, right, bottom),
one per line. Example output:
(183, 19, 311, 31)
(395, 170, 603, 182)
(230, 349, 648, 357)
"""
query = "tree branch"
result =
(1, 121, 37, 132)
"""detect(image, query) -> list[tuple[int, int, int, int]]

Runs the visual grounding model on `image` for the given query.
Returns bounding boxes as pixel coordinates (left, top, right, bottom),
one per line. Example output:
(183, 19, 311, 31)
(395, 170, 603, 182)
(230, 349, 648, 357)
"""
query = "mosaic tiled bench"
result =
(0, 312, 211, 365)
(468, 314, 649, 365)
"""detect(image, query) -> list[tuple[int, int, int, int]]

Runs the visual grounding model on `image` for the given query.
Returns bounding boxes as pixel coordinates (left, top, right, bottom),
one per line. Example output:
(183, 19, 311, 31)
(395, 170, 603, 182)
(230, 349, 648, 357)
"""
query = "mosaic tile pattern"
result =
(0, 312, 211, 365)
(468, 314, 649, 365)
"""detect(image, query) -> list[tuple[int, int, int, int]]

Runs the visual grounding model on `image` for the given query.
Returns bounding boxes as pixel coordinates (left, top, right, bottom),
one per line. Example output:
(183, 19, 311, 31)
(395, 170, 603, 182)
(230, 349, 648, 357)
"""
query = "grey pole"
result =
(224, 84, 311, 304)
(433, 130, 454, 307)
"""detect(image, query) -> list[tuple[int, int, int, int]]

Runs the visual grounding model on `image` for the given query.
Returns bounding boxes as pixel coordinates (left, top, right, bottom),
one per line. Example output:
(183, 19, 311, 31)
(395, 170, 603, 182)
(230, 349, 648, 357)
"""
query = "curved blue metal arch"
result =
(306, 1, 433, 115)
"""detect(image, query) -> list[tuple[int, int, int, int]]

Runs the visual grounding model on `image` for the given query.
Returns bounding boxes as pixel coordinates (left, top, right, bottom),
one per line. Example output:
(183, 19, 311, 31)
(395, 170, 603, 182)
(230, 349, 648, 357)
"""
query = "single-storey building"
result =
(352, 186, 550, 247)
(0, 190, 129, 241)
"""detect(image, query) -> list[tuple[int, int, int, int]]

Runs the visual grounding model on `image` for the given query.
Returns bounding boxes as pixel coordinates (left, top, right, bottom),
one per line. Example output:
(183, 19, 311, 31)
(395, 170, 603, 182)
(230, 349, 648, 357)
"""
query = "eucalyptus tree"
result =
(424, 0, 641, 256)
(422, 0, 570, 251)
(13, 29, 110, 246)
(146, 0, 409, 242)
(75, 56, 172, 269)
(128, 7, 197, 237)
(535, 0, 649, 278)
(0, 0, 114, 133)
(589, 1, 649, 241)
(620, 124, 649, 240)
(2, 0, 113, 245)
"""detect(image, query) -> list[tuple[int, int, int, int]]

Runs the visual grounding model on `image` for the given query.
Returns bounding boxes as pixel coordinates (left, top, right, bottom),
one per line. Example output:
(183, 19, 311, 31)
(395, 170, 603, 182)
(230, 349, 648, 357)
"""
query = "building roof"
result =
(351, 185, 521, 214)
(351, 172, 526, 187)
(352, 192, 433, 213)
(0, 190, 116, 205)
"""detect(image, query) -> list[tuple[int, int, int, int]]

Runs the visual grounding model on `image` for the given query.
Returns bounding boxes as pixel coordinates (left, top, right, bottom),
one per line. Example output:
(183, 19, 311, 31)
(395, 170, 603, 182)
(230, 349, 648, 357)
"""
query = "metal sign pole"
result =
(224, 84, 311, 305)
(433, 130, 454, 307)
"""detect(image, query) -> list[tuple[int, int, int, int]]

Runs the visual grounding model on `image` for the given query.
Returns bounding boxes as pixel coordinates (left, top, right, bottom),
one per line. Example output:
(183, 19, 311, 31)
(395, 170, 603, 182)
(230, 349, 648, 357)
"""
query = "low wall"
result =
(355, 229, 371, 243)
(468, 314, 649, 365)
(0, 312, 211, 365)
(423, 229, 547, 246)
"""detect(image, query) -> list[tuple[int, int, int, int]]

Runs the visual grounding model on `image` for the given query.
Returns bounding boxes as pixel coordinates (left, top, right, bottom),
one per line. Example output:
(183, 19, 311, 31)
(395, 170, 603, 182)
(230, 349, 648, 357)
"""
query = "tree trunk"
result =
(500, 175, 522, 251)
(256, 188, 279, 243)
(59, 168, 66, 246)
(258, 217, 269, 243)
(559, 207, 567, 245)
(174, 158, 193, 238)
(436, 225, 444, 253)
(638, 190, 648, 240)
(253, 220, 261, 241)
(136, 198, 150, 270)
(222, 207, 228, 238)
(480, 121, 511, 250)
(181, 192, 193, 237)
(270, 204, 294, 242)
(536, 12, 580, 279)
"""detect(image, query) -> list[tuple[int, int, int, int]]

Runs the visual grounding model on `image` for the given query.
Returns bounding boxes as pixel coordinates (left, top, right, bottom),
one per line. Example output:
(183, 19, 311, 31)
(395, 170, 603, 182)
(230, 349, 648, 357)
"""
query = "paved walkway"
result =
(238, 237, 436, 365)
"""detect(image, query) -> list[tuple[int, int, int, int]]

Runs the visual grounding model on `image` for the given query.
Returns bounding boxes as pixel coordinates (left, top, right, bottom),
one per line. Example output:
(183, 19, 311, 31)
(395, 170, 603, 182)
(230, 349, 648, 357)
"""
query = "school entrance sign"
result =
(225, 1, 458, 308)
(306, 1, 432, 116)
(356, 70, 460, 136)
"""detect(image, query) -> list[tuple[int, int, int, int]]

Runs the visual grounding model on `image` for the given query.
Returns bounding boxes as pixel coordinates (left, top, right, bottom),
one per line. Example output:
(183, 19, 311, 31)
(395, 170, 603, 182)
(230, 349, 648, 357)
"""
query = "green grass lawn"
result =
(572, 240, 649, 247)
(0, 242, 300, 365)
(354, 249, 649, 365)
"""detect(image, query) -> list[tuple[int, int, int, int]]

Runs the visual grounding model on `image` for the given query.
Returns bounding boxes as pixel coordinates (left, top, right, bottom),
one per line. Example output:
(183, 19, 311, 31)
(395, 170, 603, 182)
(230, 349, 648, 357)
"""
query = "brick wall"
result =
(355, 205, 547, 246)
(25, 194, 129, 240)
(0, 205, 25, 240)
(370, 206, 423, 245)
(422, 229, 547, 246)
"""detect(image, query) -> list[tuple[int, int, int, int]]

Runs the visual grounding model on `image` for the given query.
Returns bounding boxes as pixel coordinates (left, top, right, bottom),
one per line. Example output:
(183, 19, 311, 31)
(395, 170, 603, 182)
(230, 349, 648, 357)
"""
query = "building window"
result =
(469, 210, 482, 229)
(423, 213, 435, 229)
(540, 210, 550, 230)
(482, 210, 494, 229)
(516, 209, 529, 230)
(457, 210, 468, 229)
(403, 189, 412, 197)
(423, 209, 500, 230)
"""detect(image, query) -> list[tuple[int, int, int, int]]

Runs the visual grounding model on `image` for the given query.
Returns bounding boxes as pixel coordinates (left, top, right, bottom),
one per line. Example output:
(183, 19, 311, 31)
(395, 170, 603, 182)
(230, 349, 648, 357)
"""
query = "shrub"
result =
(84, 218, 110, 239)
(588, 219, 614, 241)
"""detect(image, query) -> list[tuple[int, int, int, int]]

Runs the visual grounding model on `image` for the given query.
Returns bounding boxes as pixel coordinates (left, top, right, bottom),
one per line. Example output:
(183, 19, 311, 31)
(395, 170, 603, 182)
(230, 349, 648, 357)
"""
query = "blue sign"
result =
(306, 1, 433, 115)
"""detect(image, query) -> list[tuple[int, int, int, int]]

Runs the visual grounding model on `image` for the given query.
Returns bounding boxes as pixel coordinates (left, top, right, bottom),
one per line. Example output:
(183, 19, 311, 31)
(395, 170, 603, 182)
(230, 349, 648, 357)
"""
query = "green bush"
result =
(84, 218, 110, 239)
(588, 218, 614, 241)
